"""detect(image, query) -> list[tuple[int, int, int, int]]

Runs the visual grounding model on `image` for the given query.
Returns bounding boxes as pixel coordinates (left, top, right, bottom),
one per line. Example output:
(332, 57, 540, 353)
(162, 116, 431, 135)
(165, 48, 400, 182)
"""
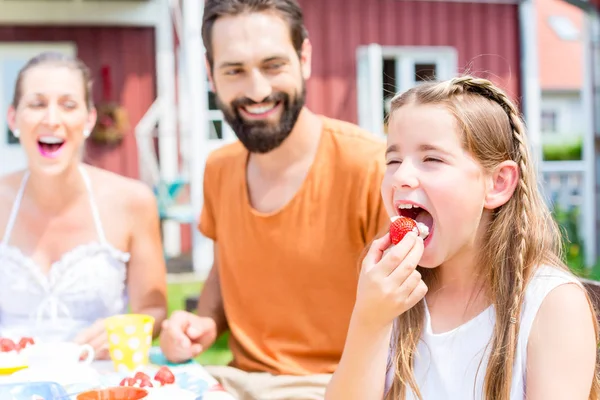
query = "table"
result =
(0, 347, 236, 399)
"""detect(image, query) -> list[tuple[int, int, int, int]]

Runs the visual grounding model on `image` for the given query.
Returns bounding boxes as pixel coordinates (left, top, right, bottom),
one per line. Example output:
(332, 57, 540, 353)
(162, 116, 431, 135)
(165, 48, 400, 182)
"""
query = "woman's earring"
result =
(12, 129, 20, 138)
(83, 129, 91, 138)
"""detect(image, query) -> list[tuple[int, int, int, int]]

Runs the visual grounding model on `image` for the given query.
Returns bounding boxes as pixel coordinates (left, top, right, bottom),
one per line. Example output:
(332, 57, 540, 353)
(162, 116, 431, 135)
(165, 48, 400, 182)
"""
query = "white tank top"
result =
(385, 265, 581, 399)
(0, 167, 130, 342)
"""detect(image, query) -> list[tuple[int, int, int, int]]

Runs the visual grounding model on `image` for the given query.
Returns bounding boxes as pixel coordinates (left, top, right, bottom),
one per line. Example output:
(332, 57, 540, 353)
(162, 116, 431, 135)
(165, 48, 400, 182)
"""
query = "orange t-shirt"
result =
(199, 116, 388, 375)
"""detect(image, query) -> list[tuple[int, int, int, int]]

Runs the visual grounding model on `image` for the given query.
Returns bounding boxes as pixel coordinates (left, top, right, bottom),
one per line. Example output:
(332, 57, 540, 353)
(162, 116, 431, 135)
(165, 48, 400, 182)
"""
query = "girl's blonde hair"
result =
(384, 75, 600, 400)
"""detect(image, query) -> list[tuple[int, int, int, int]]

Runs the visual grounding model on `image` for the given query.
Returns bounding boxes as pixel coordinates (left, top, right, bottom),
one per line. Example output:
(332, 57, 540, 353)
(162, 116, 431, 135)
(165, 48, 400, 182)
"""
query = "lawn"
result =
(164, 280, 232, 366)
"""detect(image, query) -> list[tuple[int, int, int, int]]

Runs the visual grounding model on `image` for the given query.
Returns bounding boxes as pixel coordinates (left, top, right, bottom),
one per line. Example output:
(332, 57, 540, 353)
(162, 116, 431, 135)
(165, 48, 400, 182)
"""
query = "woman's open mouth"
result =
(37, 136, 66, 159)
(397, 203, 435, 244)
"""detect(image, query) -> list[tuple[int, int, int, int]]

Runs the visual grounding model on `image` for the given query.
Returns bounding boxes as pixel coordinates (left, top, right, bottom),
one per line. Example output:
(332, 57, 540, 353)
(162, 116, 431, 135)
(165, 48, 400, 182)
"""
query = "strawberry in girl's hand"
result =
(389, 216, 419, 245)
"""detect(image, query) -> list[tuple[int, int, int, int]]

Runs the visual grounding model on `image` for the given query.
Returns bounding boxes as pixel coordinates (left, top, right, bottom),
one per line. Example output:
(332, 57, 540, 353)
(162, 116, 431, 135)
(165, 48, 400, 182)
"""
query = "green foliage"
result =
(542, 137, 582, 161)
(552, 205, 600, 279)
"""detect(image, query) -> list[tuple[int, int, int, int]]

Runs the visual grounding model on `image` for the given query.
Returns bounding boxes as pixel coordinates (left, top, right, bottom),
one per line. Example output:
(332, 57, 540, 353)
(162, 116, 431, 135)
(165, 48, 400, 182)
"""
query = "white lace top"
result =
(0, 167, 130, 342)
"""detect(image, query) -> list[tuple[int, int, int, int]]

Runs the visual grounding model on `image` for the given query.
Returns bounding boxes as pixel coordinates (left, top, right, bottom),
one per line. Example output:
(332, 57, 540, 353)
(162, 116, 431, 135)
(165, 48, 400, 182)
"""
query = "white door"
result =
(0, 42, 76, 177)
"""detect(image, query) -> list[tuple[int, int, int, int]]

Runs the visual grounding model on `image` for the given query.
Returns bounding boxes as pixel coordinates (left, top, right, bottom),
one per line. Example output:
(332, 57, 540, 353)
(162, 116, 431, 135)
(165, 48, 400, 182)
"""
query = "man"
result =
(159, 1, 388, 399)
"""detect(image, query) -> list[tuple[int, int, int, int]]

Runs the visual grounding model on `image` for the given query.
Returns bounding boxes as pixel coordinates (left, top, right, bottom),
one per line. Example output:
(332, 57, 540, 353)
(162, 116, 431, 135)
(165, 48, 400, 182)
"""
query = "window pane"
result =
(382, 58, 396, 122)
(541, 110, 558, 133)
(209, 120, 223, 140)
(415, 63, 437, 82)
(208, 91, 219, 111)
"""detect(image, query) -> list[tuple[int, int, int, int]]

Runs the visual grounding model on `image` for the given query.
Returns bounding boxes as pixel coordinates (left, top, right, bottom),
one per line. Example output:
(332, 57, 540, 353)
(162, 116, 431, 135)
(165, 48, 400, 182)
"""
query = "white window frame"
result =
(357, 44, 458, 137)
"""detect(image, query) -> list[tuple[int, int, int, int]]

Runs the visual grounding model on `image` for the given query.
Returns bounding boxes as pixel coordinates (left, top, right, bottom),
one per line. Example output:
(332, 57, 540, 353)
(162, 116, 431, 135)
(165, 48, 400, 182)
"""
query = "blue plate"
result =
(0, 381, 69, 399)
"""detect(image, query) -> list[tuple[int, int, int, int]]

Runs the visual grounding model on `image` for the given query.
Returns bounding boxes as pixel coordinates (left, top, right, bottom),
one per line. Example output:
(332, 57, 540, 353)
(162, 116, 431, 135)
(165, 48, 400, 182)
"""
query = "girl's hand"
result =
(353, 231, 427, 329)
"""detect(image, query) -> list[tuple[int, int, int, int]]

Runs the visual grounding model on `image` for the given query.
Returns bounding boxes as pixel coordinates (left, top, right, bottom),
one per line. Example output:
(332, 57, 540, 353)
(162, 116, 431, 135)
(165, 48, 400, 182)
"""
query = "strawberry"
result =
(133, 371, 150, 382)
(154, 366, 175, 385)
(119, 377, 136, 387)
(18, 337, 34, 351)
(0, 338, 16, 352)
(389, 216, 418, 245)
(138, 379, 154, 388)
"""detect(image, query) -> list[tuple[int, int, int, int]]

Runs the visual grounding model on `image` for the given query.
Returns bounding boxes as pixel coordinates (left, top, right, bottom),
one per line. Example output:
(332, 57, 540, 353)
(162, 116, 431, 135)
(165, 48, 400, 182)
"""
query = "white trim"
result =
(356, 45, 458, 136)
(581, 11, 598, 266)
(518, 1, 543, 170)
(540, 160, 586, 173)
(404, 0, 519, 3)
(183, 0, 213, 278)
(380, 46, 458, 61)
(356, 44, 384, 137)
(0, 0, 161, 27)
(381, 46, 458, 92)
(155, 0, 180, 257)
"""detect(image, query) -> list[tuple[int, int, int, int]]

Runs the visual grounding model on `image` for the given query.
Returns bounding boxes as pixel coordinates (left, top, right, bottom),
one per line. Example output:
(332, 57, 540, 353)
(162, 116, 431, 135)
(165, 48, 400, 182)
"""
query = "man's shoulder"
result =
(320, 116, 386, 173)
(205, 141, 247, 172)
(321, 116, 386, 158)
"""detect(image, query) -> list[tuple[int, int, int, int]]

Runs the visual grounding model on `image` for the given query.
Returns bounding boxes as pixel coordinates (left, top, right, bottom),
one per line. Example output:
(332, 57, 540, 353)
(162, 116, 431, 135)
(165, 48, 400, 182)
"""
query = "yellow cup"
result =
(105, 314, 155, 373)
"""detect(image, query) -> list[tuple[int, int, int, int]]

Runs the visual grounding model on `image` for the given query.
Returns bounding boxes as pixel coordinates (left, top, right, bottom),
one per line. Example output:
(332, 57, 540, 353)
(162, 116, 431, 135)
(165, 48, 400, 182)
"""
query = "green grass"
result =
(161, 280, 233, 366)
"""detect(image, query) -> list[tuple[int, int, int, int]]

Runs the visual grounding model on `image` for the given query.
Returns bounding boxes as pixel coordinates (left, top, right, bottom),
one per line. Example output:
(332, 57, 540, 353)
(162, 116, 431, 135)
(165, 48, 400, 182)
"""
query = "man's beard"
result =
(216, 85, 306, 154)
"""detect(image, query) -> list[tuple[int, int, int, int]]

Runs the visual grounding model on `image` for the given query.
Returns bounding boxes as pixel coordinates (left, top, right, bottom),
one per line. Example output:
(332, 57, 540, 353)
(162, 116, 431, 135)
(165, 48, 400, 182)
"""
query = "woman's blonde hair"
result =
(384, 75, 600, 400)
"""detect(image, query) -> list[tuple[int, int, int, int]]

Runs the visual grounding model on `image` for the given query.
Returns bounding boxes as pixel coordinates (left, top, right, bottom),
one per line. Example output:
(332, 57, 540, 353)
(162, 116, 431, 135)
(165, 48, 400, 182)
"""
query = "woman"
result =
(0, 52, 168, 359)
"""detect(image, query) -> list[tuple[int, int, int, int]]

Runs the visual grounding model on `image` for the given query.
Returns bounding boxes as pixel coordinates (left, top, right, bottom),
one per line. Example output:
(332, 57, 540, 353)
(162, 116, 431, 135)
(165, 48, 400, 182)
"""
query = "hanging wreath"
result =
(90, 66, 129, 146)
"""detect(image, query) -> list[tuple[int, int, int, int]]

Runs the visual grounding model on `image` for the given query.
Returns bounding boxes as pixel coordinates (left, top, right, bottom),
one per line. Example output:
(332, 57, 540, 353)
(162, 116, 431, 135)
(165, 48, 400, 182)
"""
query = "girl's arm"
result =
(325, 318, 392, 400)
(326, 232, 426, 400)
(525, 283, 597, 399)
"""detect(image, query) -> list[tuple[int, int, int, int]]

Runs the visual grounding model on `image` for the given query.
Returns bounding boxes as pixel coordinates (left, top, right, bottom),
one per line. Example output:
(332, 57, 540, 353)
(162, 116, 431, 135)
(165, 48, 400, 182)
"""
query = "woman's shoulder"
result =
(84, 165, 158, 218)
(0, 170, 27, 194)
(0, 171, 29, 239)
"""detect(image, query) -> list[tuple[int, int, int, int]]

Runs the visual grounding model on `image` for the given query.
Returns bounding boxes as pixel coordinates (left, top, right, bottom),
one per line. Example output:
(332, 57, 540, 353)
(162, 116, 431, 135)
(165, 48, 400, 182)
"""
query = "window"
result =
(414, 63, 437, 82)
(6, 129, 18, 145)
(206, 78, 235, 141)
(358, 45, 457, 135)
(541, 109, 558, 133)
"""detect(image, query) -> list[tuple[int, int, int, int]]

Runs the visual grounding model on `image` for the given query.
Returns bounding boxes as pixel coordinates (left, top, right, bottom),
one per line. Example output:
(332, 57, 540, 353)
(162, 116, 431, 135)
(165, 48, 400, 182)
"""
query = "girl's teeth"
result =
(398, 204, 419, 209)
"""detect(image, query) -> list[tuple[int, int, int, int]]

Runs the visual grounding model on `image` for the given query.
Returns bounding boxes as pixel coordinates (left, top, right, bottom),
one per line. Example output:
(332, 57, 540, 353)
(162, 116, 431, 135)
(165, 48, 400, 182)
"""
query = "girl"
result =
(0, 52, 167, 359)
(326, 76, 599, 399)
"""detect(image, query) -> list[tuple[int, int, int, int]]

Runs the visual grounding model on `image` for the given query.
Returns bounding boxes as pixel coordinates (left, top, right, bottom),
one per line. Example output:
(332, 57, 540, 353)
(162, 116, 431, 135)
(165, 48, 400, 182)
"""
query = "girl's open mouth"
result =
(397, 203, 435, 244)
(38, 136, 65, 159)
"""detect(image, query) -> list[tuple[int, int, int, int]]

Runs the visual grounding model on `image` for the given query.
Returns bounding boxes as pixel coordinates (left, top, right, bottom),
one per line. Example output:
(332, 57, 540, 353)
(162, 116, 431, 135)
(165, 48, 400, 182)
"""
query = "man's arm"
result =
(197, 244, 229, 337)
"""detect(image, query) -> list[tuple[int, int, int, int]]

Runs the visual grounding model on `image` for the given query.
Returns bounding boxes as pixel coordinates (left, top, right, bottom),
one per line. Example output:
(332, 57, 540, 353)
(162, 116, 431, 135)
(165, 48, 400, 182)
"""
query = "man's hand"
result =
(159, 311, 218, 363)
